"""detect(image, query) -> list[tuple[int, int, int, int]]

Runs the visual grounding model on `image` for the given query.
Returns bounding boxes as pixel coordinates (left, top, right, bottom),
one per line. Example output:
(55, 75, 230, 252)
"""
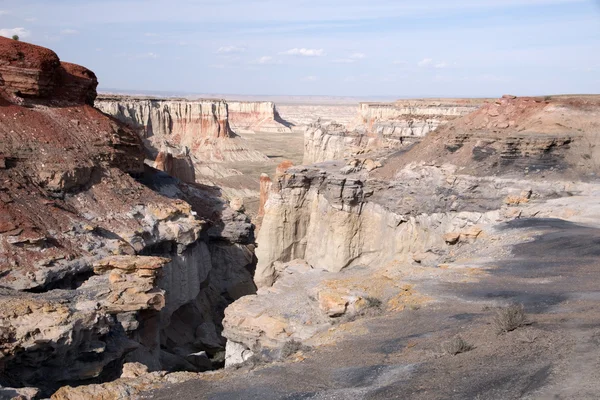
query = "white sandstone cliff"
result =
(228, 101, 292, 134)
(96, 96, 269, 164)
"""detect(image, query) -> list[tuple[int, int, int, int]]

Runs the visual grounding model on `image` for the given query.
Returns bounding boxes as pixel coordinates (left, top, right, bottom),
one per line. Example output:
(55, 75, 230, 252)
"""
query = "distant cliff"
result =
(303, 100, 485, 164)
(96, 96, 269, 165)
(228, 101, 293, 133)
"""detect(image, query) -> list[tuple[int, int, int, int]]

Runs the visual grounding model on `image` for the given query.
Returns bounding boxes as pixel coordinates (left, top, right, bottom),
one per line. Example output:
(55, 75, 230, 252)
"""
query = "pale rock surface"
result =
(228, 101, 293, 133)
(95, 96, 269, 164)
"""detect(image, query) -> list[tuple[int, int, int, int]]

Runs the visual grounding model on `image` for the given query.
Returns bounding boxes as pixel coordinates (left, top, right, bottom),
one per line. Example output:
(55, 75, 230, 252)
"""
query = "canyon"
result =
(2, 36, 600, 400)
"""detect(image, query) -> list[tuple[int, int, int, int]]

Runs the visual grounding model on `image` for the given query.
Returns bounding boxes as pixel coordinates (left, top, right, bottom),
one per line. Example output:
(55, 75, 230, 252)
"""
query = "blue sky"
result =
(1, 0, 599, 97)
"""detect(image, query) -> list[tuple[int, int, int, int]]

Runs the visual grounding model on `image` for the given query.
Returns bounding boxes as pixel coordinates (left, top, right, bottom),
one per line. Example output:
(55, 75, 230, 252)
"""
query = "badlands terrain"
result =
(1, 37, 600, 400)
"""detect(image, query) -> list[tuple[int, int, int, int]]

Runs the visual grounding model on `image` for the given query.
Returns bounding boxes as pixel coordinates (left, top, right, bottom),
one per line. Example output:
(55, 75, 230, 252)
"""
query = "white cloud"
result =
(24, 17, 37, 22)
(60, 29, 78, 35)
(435, 61, 448, 68)
(280, 48, 326, 57)
(303, 75, 318, 81)
(217, 46, 246, 54)
(417, 58, 433, 67)
(0, 27, 31, 38)
(350, 53, 366, 59)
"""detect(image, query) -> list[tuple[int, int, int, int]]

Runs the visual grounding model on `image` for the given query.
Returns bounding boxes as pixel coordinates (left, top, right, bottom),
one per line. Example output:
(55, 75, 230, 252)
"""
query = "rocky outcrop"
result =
(303, 122, 372, 164)
(0, 40, 257, 396)
(221, 95, 600, 366)
(221, 156, 576, 361)
(0, 37, 97, 104)
(303, 100, 483, 164)
(357, 99, 481, 138)
(228, 101, 292, 133)
(277, 104, 357, 132)
(95, 96, 269, 164)
(153, 144, 196, 184)
(378, 95, 600, 179)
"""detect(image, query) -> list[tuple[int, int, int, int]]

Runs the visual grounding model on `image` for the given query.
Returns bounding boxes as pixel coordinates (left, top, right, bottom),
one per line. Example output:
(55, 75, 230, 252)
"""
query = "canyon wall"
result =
(96, 96, 269, 164)
(222, 94, 600, 364)
(303, 122, 372, 164)
(0, 38, 256, 396)
(303, 100, 483, 164)
(227, 101, 292, 133)
(222, 161, 566, 363)
(277, 104, 357, 132)
(358, 100, 481, 137)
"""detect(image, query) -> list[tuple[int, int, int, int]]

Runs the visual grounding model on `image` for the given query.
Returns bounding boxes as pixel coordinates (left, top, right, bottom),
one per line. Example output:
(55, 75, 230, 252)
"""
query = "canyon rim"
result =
(1, 3, 600, 398)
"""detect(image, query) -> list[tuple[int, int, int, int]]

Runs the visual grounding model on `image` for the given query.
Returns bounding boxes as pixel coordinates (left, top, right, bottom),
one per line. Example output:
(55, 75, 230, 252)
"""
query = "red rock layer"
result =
(0, 37, 97, 104)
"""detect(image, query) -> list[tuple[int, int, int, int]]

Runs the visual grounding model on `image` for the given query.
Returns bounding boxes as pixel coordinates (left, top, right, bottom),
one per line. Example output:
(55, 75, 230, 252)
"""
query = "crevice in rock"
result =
(23, 269, 95, 293)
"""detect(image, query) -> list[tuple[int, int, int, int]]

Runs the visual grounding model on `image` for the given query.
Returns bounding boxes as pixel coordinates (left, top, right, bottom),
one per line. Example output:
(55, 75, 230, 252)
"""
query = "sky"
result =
(1, 0, 599, 97)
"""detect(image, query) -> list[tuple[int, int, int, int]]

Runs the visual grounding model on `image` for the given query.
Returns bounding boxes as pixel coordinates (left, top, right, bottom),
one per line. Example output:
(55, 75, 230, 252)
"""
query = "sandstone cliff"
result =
(95, 96, 269, 164)
(303, 100, 483, 164)
(222, 95, 600, 367)
(303, 122, 372, 164)
(357, 99, 481, 138)
(376, 95, 600, 179)
(228, 101, 293, 134)
(0, 38, 256, 396)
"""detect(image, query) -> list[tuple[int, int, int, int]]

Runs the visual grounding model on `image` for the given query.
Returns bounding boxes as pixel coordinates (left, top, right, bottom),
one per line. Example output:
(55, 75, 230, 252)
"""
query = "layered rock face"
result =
(380, 95, 600, 178)
(228, 101, 292, 133)
(357, 99, 481, 138)
(0, 38, 97, 105)
(96, 96, 269, 164)
(303, 100, 483, 164)
(277, 104, 357, 132)
(303, 122, 372, 164)
(221, 95, 600, 368)
(0, 39, 256, 396)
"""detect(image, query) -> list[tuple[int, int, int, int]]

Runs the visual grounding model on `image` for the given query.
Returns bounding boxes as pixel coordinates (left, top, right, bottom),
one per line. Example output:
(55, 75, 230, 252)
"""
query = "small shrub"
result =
(494, 303, 527, 334)
(364, 296, 382, 309)
(280, 339, 311, 358)
(11, 35, 19, 41)
(442, 335, 473, 355)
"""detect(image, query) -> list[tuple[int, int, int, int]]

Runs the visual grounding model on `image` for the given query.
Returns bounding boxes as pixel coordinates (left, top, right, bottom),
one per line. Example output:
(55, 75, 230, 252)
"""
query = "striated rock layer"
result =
(303, 99, 484, 164)
(222, 95, 600, 368)
(228, 101, 293, 133)
(95, 95, 269, 164)
(357, 99, 482, 138)
(0, 38, 256, 396)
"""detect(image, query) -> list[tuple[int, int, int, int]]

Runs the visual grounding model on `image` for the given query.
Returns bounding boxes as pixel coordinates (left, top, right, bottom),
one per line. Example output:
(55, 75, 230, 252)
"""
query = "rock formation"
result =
(303, 122, 372, 164)
(303, 99, 484, 164)
(277, 104, 357, 132)
(0, 37, 256, 397)
(95, 95, 269, 164)
(357, 99, 481, 138)
(372, 95, 600, 181)
(0, 38, 97, 105)
(221, 95, 600, 368)
(227, 101, 293, 133)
